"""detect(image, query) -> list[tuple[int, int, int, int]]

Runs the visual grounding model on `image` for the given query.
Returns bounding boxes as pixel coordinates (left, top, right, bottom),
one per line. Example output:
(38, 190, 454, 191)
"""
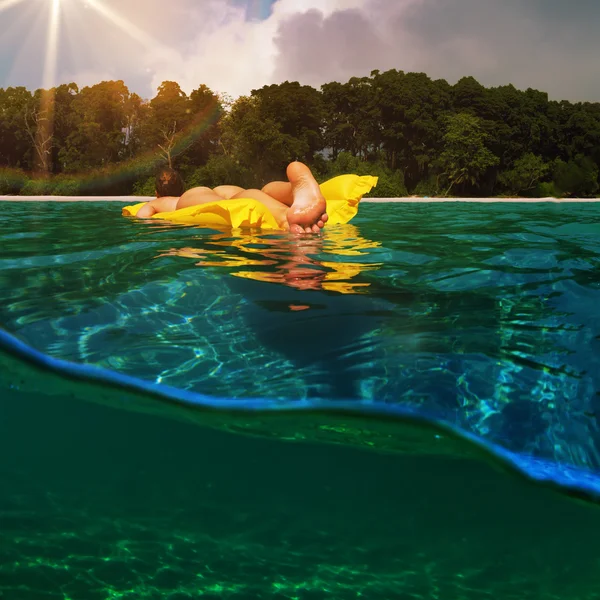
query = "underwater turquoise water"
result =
(2, 200, 600, 598)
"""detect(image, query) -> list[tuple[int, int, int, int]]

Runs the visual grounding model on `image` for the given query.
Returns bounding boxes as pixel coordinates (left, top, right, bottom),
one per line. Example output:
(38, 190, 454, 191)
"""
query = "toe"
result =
(304, 226, 312, 234)
(311, 224, 321, 233)
(289, 224, 304, 234)
(321, 213, 329, 222)
(317, 220, 324, 228)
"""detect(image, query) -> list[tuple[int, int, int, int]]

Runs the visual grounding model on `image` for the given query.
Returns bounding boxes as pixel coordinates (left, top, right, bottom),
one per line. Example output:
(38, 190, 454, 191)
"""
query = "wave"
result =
(3, 326, 600, 507)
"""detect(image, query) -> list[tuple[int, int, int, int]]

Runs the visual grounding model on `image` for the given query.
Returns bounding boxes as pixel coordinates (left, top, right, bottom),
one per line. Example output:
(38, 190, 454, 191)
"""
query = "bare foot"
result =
(286, 162, 329, 234)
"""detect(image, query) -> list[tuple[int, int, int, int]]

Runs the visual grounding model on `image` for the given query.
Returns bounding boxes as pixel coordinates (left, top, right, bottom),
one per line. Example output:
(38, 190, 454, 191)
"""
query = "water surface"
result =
(2, 200, 600, 598)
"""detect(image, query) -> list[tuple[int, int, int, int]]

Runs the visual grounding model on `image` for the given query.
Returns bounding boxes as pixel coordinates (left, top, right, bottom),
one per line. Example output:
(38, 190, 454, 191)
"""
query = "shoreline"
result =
(1, 195, 600, 203)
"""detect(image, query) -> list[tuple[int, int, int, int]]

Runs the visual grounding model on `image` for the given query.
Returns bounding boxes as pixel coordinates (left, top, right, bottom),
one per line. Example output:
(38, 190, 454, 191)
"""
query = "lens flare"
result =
(2, 0, 217, 183)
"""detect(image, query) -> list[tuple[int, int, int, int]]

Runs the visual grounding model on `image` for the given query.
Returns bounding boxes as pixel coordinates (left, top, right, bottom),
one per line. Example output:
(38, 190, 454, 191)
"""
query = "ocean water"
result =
(1, 200, 600, 599)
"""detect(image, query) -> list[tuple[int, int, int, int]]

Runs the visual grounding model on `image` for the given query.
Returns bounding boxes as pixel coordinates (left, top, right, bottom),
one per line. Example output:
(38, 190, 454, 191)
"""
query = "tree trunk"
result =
(25, 90, 55, 175)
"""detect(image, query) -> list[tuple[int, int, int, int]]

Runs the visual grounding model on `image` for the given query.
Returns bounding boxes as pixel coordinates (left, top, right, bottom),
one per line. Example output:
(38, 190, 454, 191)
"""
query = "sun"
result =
(3, 0, 174, 90)
(1, 0, 176, 172)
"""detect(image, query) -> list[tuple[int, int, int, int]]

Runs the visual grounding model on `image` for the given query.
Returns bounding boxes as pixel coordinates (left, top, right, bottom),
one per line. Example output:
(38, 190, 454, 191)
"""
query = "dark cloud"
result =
(273, 8, 392, 84)
(273, 0, 600, 101)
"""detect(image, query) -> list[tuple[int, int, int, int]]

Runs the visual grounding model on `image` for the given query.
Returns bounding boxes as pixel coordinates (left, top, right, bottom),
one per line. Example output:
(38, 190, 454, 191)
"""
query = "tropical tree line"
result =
(1, 69, 599, 197)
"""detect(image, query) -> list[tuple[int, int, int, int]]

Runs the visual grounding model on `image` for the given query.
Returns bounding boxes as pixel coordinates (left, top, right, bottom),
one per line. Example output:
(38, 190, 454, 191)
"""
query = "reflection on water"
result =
(157, 224, 383, 295)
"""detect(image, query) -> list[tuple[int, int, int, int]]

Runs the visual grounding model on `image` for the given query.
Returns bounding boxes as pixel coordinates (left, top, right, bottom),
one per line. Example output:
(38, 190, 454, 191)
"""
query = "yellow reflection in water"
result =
(158, 224, 383, 295)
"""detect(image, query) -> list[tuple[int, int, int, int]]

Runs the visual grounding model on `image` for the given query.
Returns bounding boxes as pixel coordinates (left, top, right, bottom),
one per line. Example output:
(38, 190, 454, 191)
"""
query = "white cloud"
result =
(150, 2, 277, 98)
(148, 0, 375, 98)
(59, 68, 117, 90)
(272, 0, 368, 19)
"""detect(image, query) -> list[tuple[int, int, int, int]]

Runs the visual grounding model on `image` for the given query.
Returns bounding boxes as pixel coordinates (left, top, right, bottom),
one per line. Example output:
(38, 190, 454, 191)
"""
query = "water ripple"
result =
(1, 201, 600, 473)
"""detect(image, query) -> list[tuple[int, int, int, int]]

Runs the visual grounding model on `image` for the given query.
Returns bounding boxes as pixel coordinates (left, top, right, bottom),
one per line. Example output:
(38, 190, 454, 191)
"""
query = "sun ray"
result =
(33, 0, 62, 174)
(56, 0, 108, 80)
(42, 0, 61, 89)
(84, 0, 175, 58)
(0, 0, 26, 13)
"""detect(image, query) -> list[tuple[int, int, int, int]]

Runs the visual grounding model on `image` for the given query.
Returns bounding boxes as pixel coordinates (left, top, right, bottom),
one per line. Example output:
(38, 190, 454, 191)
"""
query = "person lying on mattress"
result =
(136, 161, 329, 234)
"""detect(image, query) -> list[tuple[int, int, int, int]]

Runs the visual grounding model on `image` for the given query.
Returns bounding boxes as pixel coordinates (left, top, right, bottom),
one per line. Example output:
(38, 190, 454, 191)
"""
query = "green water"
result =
(3, 388, 600, 600)
(2, 201, 600, 598)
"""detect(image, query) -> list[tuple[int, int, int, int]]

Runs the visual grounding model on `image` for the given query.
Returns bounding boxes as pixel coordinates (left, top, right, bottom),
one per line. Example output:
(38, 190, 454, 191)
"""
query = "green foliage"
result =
(413, 175, 441, 197)
(438, 113, 500, 194)
(140, 81, 192, 168)
(321, 71, 451, 190)
(535, 181, 561, 198)
(0, 168, 27, 194)
(220, 95, 303, 184)
(132, 176, 156, 196)
(0, 87, 34, 170)
(321, 77, 378, 162)
(51, 176, 81, 196)
(452, 76, 488, 115)
(19, 178, 53, 196)
(370, 169, 408, 198)
(186, 84, 223, 167)
(498, 153, 550, 195)
(59, 80, 133, 172)
(324, 152, 367, 176)
(1, 71, 600, 197)
(373, 70, 451, 187)
(251, 81, 324, 163)
(187, 154, 254, 189)
(553, 155, 599, 197)
(322, 152, 408, 197)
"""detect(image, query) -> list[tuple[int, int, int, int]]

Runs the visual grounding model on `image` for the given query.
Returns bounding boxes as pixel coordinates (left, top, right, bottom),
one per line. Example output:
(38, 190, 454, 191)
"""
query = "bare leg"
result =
(136, 196, 179, 218)
(230, 188, 290, 229)
(175, 187, 290, 229)
(138, 186, 219, 218)
(146, 186, 290, 229)
(261, 181, 293, 207)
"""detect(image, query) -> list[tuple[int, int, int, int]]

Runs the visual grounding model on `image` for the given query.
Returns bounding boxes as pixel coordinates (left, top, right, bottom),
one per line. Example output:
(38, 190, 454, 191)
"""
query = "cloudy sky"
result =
(1, 0, 599, 102)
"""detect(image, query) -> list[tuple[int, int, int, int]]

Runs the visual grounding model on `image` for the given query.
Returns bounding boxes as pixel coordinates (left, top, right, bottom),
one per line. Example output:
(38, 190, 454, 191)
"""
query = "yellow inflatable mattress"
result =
(122, 174, 378, 229)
